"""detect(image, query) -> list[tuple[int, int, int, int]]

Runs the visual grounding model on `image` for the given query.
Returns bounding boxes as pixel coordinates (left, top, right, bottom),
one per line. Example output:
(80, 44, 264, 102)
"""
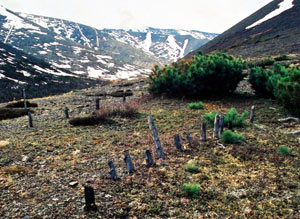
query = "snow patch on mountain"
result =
(246, 0, 294, 29)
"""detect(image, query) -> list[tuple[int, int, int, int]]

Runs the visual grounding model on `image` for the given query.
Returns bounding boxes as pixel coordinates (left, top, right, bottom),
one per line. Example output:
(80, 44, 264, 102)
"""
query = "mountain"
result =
(186, 0, 300, 61)
(0, 5, 217, 102)
(0, 6, 217, 73)
(0, 41, 99, 103)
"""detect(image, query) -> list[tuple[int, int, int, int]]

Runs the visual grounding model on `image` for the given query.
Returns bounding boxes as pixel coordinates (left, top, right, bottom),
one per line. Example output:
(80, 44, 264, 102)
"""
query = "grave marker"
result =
(148, 115, 165, 159)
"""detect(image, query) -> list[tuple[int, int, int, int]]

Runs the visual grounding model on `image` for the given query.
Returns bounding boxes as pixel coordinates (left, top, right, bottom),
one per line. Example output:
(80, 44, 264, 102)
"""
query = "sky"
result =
(0, 0, 273, 33)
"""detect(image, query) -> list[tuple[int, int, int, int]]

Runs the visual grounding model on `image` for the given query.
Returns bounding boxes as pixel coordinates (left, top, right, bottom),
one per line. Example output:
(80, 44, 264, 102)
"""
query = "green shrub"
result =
(221, 130, 245, 144)
(249, 66, 274, 97)
(148, 52, 246, 97)
(187, 101, 204, 110)
(185, 163, 199, 173)
(203, 108, 248, 127)
(183, 183, 200, 197)
(271, 65, 300, 115)
(277, 146, 293, 156)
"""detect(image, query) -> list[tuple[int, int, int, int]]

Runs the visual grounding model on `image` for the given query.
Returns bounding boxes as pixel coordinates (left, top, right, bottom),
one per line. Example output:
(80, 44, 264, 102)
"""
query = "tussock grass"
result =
(0, 107, 33, 121)
(5, 101, 38, 108)
(69, 101, 139, 126)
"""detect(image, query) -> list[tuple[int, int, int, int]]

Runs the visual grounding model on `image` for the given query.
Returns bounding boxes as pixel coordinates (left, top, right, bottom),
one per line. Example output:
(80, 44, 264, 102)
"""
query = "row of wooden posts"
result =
(22, 89, 256, 211)
(24, 89, 128, 128)
(85, 107, 256, 211)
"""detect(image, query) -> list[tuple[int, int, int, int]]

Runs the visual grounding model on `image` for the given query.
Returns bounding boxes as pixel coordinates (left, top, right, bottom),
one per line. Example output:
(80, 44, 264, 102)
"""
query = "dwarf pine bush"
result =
(148, 52, 246, 97)
(187, 101, 204, 110)
(183, 183, 200, 197)
(203, 108, 248, 127)
(221, 130, 245, 144)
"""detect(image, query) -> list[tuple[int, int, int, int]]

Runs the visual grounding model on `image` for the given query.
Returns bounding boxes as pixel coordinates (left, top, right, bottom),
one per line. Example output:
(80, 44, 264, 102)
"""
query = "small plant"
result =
(277, 146, 293, 156)
(185, 163, 199, 173)
(187, 102, 204, 110)
(0, 157, 9, 164)
(221, 130, 245, 144)
(204, 108, 248, 127)
(183, 183, 200, 197)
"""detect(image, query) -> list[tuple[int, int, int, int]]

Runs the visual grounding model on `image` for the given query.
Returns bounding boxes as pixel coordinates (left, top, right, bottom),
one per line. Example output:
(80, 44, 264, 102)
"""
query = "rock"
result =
(69, 181, 78, 187)
(22, 155, 32, 162)
(72, 150, 80, 155)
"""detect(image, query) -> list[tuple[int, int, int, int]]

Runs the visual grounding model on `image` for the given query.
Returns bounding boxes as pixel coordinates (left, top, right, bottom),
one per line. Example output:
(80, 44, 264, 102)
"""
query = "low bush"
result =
(204, 108, 248, 127)
(69, 115, 108, 126)
(0, 107, 33, 121)
(187, 101, 204, 110)
(183, 183, 200, 197)
(272, 65, 300, 115)
(148, 52, 246, 97)
(5, 101, 38, 108)
(249, 66, 274, 97)
(184, 163, 199, 173)
(221, 130, 245, 144)
(277, 146, 293, 156)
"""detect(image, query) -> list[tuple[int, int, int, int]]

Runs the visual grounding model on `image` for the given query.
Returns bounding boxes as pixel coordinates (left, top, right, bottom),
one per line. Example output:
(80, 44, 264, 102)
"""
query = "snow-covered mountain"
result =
(0, 41, 97, 103)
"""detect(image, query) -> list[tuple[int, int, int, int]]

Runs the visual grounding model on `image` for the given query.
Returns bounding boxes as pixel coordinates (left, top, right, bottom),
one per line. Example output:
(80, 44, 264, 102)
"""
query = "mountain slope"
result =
(0, 41, 98, 103)
(186, 0, 300, 60)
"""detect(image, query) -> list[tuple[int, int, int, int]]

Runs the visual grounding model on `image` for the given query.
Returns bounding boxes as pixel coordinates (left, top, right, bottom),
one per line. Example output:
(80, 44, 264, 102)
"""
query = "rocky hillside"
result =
(186, 0, 300, 61)
(0, 41, 98, 103)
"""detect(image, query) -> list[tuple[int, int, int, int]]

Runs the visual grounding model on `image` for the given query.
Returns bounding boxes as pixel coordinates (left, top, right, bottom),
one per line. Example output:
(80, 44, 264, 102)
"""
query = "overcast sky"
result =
(0, 0, 273, 33)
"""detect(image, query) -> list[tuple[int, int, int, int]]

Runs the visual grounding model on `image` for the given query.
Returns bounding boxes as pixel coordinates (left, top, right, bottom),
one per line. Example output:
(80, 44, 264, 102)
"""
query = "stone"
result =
(69, 181, 78, 187)
(22, 155, 32, 162)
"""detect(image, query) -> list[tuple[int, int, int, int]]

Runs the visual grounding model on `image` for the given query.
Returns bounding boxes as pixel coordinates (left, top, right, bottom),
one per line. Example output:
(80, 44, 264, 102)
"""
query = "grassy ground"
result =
(0, 81, 299, 218)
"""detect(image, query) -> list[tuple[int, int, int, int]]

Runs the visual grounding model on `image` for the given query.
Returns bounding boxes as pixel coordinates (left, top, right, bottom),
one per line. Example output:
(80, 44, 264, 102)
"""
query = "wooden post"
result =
(124, 151, 135, 174)
(250, 106, 255, 124)
(200, 122, 207, 141)
(213, 114, 220, 138)
(84, 186, 97, 211)
(228, 120, 233, 130)
(186, 132, 192, 147)
(96, 98, 100, 110)
(23, 88, 27, 110)
(64, 107, 69, 119)
(174, 134, 183, 152)
(148, 115, 165, 159)
(122, 94, 126, 103)
(28, 112, 33, 128)
(219, 115, 225, 136)
(145, 150, 154, 168)
(108, 161, 118, 181)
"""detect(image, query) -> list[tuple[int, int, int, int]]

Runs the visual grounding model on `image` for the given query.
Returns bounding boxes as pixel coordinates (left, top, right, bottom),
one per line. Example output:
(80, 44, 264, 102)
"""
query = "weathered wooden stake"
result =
(122, 94, 126, 103)
(219, 115, 225, 136)
(23, 88, 27, 110)
(148, 115, 165, 159)
(84, 186, 97, 211)
(145, 149, 154, 168)
(174, 134, 183, 152)
(64, 107, 69, 119)
(213, 114, 220, 138)
(186, 132, 192, 147)
(28, 112, 33, 128)
(95, 98, 100, 110)
(200, 122, 207, 141)
(124, 151, 135, 174)
(228, 120, 233, 130)
(250, 106, 255, 123)
(108, 161, 118, 181)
